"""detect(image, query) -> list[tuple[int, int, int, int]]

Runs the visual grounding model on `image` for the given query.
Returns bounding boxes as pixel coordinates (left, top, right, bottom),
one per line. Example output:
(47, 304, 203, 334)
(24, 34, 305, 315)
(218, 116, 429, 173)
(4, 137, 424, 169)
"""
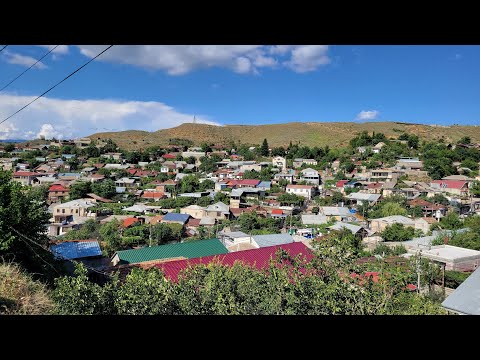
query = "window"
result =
(62, 209, 65, 214)
(75, 209, 78, 213)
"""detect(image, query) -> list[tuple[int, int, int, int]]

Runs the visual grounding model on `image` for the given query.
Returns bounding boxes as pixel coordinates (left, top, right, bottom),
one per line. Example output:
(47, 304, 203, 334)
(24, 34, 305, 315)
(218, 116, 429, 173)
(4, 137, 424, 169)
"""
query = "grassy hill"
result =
(88, 121, 480, 151)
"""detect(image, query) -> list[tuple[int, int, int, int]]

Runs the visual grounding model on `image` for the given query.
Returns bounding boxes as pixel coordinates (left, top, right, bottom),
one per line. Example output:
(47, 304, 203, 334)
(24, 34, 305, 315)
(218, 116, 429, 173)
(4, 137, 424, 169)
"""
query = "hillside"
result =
(88, 122, 480, 151)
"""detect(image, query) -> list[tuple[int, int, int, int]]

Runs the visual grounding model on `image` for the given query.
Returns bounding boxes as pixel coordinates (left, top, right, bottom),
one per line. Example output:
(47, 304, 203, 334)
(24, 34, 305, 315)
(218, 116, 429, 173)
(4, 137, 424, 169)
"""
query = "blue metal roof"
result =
(163, 212, 190, 224)
(258, 181, 271, 189)
(51, 241, 102, 260)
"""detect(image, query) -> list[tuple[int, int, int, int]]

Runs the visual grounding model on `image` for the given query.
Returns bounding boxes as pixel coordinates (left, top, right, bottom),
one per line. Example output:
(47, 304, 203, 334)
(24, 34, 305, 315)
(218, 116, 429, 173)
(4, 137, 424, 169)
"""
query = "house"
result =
(141, 191, 166, 201)
(441, 267, 480, 315)
(300, 168, 320, 186)
(286, 184, 317, 200)
(217, 231, 257, 251)
(301, 214, 328, 225)
(319, 206, 353, 222)
(101, 152, 123, 161)
(293, 158, 317, 168)
(272, 156, 287, 172)
(73, 137, 92, 147)
(155, 179, 178, 193)
(430, 180, 469, 197)
(13, 171, 41, 186)
(115, 177, 137, 189)
(57, 173, 82, 181)
(274, 171, 295, 184)
(396, 157, 423, 170)
(327, 223, 370, 239)
(181, 151, 206, 160)
(407, 198, 447, 220)
(257, 181, 271, 191)
(251, 233, 295, 248)
(229, 187, 264, 208)
(204, 201, 230, 220)
(408, 245, 480, 272)
(369, 215, 415, 233)
(367, 169, 402, 182)
(372, 142, 386, 154)
(228, 179, 261, 188)
(346, 192, 381, 206)
(357, 146, 367, 154)
(111, 238, 228, 266)
(48, 183, 70, 203)
(178, 205, 206, 219)
(122, 217, 141, 228)
(162, 212, 190, 225)
(156, 242, 312, 282)
(50, 240, 102, 260)
(52, 198, 97, 223)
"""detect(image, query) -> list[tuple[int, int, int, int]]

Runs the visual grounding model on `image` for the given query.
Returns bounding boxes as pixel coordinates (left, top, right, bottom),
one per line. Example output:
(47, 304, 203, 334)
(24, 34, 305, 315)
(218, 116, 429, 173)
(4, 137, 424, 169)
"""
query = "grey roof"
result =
(371, 215, 415, 225)
(320, 206, 352, 217)
(301, 168, 319, 175)
(55, 199, 96, 209)
(442, 267, 480, 315)
(252, 233, 295, 248)
(123, 204, 147, 213)
(218, 231, 250, 238)
(301, 214, 328, 225)
(205, 201, 230, 213)
(199, 217, 216, 225)
(328, 222, 368, 234)
(347, 193, 381, 202)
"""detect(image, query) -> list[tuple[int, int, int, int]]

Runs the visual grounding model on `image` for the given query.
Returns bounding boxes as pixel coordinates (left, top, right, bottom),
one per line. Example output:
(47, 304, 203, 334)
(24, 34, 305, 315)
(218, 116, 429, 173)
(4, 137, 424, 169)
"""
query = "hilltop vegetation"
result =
(88, 122, 480, 151)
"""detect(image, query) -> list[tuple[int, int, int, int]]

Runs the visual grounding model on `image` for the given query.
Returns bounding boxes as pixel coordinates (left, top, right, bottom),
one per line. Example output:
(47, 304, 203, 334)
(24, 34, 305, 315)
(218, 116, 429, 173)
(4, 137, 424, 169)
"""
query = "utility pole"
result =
(149, 223, 152, 247)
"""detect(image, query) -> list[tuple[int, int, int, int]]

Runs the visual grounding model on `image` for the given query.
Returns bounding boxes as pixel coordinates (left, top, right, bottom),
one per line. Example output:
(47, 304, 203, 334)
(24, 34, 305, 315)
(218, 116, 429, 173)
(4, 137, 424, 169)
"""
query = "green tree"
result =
(381, 223, 415, 242)
(214, 192, 229, 204)
(3, 143, 15, 152)
(0, 169, 57, 279)
(470, 181, 480, 196)
(196, 196, 212, 207)
(91, 179, 116, 199)
(69, 181, 92, 200)
(99, 219, 123, 255)
(379, 202, 408, 217)
(198, 179, 214, 191)
(179, 175, 199, 194)
(458, 136, 471, 144)
(277, 193, 305, 206)
(439, 212, 462, 230)
(261, 138, 269, 156)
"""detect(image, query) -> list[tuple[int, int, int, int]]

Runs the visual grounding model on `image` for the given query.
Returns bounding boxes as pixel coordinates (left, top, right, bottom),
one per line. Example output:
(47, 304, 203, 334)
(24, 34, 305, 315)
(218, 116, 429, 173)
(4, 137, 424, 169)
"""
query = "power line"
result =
(0, 45, 59, 93)
(0, 45, 114, 126)
(0, 45, 7, 53)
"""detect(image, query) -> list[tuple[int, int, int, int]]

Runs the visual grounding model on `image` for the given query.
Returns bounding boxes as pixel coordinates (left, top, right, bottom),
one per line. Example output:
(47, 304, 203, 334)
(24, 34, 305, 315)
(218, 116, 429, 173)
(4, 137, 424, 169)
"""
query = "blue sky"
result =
(0, 45, 479, 139)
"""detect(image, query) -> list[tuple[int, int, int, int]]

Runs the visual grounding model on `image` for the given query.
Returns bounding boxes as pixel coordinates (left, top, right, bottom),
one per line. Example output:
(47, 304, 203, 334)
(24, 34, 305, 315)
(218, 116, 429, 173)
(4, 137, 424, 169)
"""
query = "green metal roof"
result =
(114, 238, 228, 264)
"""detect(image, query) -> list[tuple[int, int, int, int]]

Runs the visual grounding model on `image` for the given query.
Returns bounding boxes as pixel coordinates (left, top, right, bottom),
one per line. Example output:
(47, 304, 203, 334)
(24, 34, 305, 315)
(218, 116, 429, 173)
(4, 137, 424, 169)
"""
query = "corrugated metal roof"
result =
(51, 241, 102, 260)
(252, 233, 294, 248)
(163, 212, 190, 223)
(442, 267, 480, 315)
(115, 238, 228, 264)
(301, 214, 328, 225)
(156, 242, 312, 281)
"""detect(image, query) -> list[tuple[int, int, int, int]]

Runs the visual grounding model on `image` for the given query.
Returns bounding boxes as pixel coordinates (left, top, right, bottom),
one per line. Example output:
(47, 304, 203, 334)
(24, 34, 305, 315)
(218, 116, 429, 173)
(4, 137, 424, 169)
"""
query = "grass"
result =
(0, 262, 54, 315)
(88, 121, 480, 151)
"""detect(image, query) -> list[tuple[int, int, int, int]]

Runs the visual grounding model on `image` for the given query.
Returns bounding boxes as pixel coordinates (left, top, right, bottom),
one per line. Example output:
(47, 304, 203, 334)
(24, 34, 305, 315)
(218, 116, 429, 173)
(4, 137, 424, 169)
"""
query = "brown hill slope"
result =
(88, 122, 480, 150)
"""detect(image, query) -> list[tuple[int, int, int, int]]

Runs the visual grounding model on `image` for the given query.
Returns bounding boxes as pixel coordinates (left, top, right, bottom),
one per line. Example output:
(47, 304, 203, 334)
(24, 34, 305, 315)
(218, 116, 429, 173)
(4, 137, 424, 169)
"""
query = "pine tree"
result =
(261, 138, 269, 156)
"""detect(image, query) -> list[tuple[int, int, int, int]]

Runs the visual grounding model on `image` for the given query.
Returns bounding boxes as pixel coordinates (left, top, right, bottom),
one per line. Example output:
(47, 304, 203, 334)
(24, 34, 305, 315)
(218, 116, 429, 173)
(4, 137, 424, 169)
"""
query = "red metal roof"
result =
(186, 218, 201, 227)
(156, 242, 312, 281)
(142, 192, 166, 199)
(162, 153, 177, 159)
(431, 180, 468, 189)
(123, 218, 140, 228)
(127, 169, 138, 175)
(237, 179, 261, 186)
(271, 209, 283, 215)
(336, 180, 348, 188)
(49, 184, 69, 192)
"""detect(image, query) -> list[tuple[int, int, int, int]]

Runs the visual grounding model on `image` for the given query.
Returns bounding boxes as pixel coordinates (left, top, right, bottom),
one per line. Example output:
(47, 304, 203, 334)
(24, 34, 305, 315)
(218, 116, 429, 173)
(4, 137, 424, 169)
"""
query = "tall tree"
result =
(261, 138, 269, 156)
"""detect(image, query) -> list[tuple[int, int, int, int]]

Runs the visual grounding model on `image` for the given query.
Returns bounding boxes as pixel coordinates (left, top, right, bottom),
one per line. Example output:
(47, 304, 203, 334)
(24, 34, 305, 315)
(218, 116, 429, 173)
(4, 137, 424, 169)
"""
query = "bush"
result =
(444, 270, 470, 289)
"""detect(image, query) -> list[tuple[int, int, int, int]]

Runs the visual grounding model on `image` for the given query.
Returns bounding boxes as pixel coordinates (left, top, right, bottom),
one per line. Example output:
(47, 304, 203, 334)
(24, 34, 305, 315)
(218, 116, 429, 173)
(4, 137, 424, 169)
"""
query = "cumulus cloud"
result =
(2, 50, 46, 69)
(77, 45, 330, 75)
(38, 45, 69, 54)
(356, 110, 380, 121)
(284, 45, 330, 73)
(0, 94, 220, 140)
(37, 124, 64, 139)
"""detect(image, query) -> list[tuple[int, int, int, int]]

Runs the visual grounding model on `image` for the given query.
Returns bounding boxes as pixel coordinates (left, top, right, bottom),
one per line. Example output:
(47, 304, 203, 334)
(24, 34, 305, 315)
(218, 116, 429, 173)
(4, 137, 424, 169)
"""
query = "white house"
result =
(272, 156, 287, 172)
(286, 184, 317, 200)
(300, 168, 320, 186)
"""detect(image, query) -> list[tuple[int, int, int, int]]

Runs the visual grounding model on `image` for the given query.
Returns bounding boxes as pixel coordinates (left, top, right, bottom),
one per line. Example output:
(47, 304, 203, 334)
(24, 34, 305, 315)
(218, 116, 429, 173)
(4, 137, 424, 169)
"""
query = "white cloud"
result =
(0, 94, 220, 140)
(284, 45, 330, 73)
(77, 45, 331, 75)
(454, 53, 462, 60)
(37, 124, 64, 139)
(2, 51, 46, 69)
(38, 45, 69, 55)
(356, 110, 380, 121)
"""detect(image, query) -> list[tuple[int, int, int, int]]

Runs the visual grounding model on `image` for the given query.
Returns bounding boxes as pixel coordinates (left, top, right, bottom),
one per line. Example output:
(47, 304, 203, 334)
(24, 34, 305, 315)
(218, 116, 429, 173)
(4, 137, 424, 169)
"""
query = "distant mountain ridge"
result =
(87, 121, 480, 151)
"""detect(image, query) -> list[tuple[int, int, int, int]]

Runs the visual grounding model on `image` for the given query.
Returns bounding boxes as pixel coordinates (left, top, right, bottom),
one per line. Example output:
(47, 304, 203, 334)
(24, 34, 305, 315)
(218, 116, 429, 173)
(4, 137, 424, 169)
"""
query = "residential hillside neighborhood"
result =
(2, 130, 480, 315)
